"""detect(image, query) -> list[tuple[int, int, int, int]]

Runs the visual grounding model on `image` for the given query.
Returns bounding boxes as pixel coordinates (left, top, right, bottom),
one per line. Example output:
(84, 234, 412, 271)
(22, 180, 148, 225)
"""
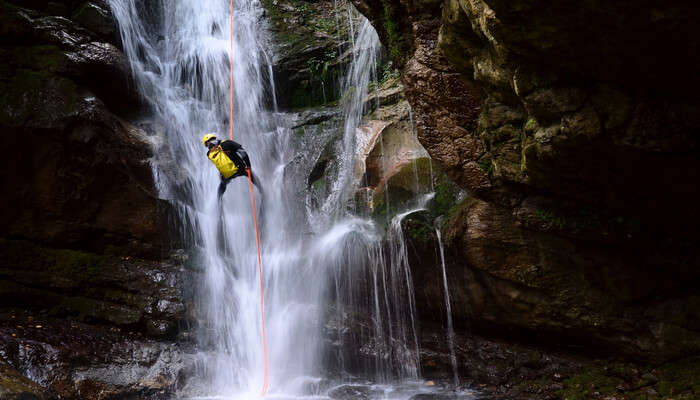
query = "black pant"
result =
(218, 167, 260, 197)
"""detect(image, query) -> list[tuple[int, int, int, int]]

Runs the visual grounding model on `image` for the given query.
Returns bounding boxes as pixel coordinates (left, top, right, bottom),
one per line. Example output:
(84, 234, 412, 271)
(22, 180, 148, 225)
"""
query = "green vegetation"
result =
(380, 61, 400, 82)
(47, 247, 107, 278)
(525, 117, 538, 132)
(478, 158, 495, 176)
(380, 0, 406, 62)
(535, 208, 567, 230)
(0, 239, 109, 287)
(297, 2, 311, 16)
(558, 357, 700, 400)
(403, 214, 434, 244)
(432, 181, 458, 217)
(306, 50, 336, 79)
(312, 17, 336, 34)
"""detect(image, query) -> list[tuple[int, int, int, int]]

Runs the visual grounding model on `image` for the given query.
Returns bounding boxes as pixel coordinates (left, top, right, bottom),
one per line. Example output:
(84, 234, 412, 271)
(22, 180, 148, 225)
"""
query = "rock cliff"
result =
(0, 1, 192, 397)
(0, 0, 165, 257)
(352, 0, 700, 362)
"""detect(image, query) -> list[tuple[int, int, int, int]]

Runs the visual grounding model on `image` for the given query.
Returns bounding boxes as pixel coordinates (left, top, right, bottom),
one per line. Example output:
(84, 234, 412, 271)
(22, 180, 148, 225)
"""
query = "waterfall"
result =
(108, 0, 446, 397)
(435, 226, 459, 386)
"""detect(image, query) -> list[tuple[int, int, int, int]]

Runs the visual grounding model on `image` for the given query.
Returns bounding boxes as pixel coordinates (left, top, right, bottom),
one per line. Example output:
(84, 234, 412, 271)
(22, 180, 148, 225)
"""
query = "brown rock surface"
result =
(0, 1, 164, 257)
(0, 2, 189, 397)
(352, 0, 700, 360)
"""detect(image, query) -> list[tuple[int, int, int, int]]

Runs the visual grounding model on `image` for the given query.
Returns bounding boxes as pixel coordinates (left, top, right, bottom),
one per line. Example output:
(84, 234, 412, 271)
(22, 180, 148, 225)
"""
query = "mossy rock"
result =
(0, 363, 45, 400)
(401, 210, 436, 247)
(372, 157, 432, 220)
(0, 239, 108, 289)
(72, 1, 116, 38)
(559, 357, 700, 400)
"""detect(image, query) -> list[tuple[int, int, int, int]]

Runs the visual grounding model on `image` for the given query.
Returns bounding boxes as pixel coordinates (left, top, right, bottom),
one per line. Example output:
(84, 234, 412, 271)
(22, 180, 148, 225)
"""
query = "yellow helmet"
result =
(202, 133, 217, 146)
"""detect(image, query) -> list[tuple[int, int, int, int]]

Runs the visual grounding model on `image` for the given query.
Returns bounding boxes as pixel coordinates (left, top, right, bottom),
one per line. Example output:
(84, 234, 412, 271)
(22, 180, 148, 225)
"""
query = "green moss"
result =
(312, 17, 336, 34)
(0, 239, 107, 281)
(441, 195, 476, 232)
(525, 117, 538, 132)
(380, 0, 406, 63)
(535, 208, 567, 230)
(46, 248, 107, 281)
(431, 181, 459, 217)
(380, 61, 400, 83)
(559, 365, 625, 400)
(403, 215, 434, 244)
(478, 158, 495, 176)
(559, 357, 700, 400)
(311, 177, 326, 192)
(654, 356, 700, 397)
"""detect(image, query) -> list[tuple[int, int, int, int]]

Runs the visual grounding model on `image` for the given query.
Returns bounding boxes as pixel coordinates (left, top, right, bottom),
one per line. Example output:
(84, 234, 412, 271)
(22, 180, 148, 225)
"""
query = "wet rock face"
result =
(0, 311, 195, 400)
(352, 0, 700, 360)
(0, 2, 191, 398)
(0, 363, 45, 400)
(0, 240, 191, 339)
(441, 197, 700, 361)
(0, 0, 162, 257)
(264, 0, 350, 109)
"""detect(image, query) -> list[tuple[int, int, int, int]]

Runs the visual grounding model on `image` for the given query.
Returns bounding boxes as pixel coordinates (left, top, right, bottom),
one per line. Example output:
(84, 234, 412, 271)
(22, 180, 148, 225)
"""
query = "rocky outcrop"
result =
(0, 309, 194, 399)
(0, 0, 162, 258)
(0, 2, 190, 398)
(0, 363, 45, 400)
(352, 0, 700, 361)
(0, 239, 190, 338)
(264, 0, 350, 109)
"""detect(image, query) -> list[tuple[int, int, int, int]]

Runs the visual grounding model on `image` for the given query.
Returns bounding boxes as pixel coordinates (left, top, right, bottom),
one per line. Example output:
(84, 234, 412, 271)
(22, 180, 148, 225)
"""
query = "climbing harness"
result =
(229, 0, 268, 394)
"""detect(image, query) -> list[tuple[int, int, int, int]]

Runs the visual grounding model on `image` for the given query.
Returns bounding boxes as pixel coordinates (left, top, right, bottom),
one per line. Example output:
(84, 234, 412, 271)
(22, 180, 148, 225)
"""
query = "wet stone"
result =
(409, 394, 459, 400)
(0, 363, 45, 400)
(328, 384, 381, 400)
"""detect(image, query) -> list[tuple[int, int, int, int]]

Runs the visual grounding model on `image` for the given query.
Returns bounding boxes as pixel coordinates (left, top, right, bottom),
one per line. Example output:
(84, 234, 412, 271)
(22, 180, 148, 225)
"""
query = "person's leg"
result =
(218, 178, 230, 198)
(250, 170, 262, 192)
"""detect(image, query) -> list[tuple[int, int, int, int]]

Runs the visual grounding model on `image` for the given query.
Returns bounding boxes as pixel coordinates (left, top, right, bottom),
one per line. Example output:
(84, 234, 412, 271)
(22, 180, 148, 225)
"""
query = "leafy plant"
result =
(380, 61, 400, 82)
(313, 18, 336, 34)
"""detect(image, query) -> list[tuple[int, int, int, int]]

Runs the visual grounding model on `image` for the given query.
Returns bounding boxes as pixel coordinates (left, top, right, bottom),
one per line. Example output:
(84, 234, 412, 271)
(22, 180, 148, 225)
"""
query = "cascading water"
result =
(435, 226, 459, 386)
(109, 0, 469, 398)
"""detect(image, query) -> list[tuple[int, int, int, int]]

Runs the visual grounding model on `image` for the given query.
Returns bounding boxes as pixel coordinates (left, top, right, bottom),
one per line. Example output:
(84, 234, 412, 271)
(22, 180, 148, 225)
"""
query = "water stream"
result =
(108, 0, 471, 398)
(435, 227, 459, 386)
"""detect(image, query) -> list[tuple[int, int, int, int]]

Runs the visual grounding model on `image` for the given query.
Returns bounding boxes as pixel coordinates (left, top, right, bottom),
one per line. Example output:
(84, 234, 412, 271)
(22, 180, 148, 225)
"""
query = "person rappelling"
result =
(202, 133, 260, 197)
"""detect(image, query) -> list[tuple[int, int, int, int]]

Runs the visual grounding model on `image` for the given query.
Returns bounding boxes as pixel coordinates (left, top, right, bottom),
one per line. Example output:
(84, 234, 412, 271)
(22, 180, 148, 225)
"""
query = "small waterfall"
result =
(435, 226, 459, 385)
(316, 16, 380, 223)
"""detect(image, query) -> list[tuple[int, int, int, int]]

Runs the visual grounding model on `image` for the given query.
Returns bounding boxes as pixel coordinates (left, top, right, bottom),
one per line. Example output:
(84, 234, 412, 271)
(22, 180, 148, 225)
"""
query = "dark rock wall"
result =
(264, 0, 350, 109)
(0, 0, 164, 257)
(353, 0, 700, 361)
(0, 3, 191, 396)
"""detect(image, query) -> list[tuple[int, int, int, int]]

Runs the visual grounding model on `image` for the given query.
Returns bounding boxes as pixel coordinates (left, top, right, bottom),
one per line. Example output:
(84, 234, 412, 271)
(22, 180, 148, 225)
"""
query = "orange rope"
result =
(229, 0, 234, 140)
(247, 168, 269, 397)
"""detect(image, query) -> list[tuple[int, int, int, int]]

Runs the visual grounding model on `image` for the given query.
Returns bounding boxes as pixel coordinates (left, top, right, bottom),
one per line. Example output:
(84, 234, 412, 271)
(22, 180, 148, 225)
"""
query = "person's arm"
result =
(220, 140, 242, 153)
